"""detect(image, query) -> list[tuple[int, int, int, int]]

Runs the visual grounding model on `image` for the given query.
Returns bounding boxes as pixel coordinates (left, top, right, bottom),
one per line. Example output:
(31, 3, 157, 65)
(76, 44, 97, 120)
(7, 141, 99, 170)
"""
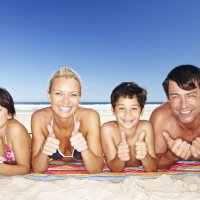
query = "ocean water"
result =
(15, 102, 163, 115)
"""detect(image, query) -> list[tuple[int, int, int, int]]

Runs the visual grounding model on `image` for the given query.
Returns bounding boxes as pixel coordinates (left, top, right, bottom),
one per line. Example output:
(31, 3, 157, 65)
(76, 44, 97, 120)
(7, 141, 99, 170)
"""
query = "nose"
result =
(180, 96, 187, 109)
(62, 93, 70, 104)
(124, 109, 131, 117)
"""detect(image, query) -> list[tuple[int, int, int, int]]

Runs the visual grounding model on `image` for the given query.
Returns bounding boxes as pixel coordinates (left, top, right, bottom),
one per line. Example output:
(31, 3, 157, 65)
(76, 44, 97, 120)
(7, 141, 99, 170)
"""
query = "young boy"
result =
(101, 82, 157, 172)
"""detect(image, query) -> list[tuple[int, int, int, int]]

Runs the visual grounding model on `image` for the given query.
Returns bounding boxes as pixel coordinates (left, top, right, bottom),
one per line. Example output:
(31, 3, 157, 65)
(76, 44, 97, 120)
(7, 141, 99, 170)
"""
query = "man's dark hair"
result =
(162, 64, 200, 99)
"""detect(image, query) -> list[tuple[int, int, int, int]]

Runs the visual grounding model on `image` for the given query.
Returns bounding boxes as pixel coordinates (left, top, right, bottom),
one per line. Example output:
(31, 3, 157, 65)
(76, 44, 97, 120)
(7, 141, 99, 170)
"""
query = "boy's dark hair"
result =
(111, 82, 147, 109)
(162, 64, 200, 99)
(0, 87, 15, 118)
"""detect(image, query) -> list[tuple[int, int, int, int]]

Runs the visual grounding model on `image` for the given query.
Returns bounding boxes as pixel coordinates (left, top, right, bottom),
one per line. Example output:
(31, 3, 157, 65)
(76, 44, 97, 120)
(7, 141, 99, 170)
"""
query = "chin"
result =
(179, 117, 194, 124)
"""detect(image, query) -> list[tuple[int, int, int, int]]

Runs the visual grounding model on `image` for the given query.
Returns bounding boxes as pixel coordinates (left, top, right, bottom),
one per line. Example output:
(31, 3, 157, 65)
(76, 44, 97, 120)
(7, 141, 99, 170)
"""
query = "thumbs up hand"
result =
(70, 121, 88, 152)
(163, 132, 191, 160)
(41, 124, 60, 156)
(117, 131, 130, 161)
(135, 131, 147, 160)
(190, 137, 200, 159)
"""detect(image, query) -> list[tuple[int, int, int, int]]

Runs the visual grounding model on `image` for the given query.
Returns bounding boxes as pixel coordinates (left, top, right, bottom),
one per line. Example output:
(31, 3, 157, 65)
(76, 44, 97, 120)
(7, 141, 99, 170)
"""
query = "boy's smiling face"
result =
(112, 96, 143, 131)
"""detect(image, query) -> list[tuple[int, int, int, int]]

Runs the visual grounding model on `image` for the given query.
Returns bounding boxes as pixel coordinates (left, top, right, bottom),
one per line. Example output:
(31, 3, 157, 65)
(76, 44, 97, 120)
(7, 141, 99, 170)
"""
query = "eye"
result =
(131, 107, 138, 110)
(187, 94, 196, 98)
(69, 93, 79, 98)
(54, 91, 62, 96)
(171, 95, 179, 100)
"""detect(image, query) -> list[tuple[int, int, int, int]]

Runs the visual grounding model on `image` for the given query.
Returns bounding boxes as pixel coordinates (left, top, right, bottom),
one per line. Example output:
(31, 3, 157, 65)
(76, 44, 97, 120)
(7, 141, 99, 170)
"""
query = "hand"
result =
(135, 131, 147, 160)
(41, 124, 60, 156)
(190, 137, 200, 159)
(163, 132, 191, 160)
(117, 131, 130, 161)
(70, 121, 88, 152)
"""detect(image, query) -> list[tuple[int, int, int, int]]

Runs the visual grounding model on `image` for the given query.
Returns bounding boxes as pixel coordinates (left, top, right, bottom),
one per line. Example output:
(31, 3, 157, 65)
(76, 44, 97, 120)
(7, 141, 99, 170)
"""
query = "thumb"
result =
(163, 132, 173, 144)
(138, 131, 146, 142)
(120, 131, 127, 143)
(72, 121, 80, 136)
(47, 124, 55, 138)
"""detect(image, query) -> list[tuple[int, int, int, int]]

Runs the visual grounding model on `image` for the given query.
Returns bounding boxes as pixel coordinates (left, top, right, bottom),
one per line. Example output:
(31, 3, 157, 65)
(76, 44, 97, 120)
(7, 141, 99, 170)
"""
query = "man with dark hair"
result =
(150, 64, 200, 169)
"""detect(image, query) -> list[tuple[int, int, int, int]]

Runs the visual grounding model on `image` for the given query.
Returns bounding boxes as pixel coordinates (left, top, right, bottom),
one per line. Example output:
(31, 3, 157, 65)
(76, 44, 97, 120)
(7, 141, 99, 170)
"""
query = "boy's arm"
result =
(136, 122, 157, 171)
(100, 123, 127, 172)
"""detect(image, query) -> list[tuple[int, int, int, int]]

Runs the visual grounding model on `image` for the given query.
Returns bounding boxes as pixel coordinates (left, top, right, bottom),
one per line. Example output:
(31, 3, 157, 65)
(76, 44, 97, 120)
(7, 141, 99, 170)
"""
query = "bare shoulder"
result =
(31, 106, 52, 124)
(101, 121, 117, 132)
(150, 102, 172, 124)
(77, 107, 100, 121)
(6, 119, 29, 138)
(101, 121, 118, 138)
(137, 120, 153, 133)
(138, 120, 152, 128)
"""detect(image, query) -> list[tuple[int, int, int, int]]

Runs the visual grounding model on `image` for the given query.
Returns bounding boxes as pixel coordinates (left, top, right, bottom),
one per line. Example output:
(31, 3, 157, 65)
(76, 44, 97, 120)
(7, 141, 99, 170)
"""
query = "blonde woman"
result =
(31, 67, 103, 173)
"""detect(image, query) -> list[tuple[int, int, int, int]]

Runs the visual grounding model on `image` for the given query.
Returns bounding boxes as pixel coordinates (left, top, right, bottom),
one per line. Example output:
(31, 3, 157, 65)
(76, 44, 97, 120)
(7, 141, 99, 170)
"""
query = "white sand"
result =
(16, 109, 152, 133)
(10, 111, 200, 200)
(1, 175, 200, 200)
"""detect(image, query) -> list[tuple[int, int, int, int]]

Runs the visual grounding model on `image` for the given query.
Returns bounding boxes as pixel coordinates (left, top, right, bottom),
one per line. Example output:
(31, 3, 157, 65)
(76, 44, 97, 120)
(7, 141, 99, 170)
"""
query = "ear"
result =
(8, 114, 12, 120)
(111, 106, 115, 115)
(47, 93, 51, 102)
(140, 108, 144, 116)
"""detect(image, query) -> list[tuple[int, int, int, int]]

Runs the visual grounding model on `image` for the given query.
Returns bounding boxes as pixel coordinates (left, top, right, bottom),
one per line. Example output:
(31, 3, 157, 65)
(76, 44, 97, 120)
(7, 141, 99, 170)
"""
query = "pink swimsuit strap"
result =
(4, 144, 15, 162)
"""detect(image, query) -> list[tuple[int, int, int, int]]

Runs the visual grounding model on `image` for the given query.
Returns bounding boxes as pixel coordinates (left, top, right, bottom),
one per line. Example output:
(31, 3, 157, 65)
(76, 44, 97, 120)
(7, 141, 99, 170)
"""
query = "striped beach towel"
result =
(24, 160, 200, 181)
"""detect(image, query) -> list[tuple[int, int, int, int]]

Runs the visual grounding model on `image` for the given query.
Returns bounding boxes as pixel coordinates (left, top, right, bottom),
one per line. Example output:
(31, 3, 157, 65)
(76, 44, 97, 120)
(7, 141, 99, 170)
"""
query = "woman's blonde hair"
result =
(48, 67, 82, 95)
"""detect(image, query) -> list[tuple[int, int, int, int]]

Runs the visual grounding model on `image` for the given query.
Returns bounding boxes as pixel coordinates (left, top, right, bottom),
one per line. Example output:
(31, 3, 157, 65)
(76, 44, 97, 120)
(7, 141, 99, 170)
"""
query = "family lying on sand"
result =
(1, 64, 200, 176)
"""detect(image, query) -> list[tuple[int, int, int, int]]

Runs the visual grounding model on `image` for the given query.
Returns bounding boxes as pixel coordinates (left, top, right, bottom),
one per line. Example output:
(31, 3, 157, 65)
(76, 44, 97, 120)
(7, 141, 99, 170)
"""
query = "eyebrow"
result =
(169, 91, 198, 96)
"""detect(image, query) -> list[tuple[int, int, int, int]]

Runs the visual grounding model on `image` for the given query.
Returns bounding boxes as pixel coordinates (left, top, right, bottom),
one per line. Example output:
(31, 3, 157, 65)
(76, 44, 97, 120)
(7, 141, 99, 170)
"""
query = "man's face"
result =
(168, 80, 200, 124)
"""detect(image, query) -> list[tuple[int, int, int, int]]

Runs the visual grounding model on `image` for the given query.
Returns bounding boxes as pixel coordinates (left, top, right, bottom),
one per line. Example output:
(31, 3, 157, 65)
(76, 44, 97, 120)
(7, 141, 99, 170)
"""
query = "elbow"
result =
(111, 168, 123, 173)
(108, 165, 124, 172)
(22, 168, 31, 175)
(32, 166, 46, 173)
(17, 165, 31, 176)
(88, 168, 102, 174)
(86, 164, 103, 174)
(31, 162, 47, 174)
(144, 166, 158, 172)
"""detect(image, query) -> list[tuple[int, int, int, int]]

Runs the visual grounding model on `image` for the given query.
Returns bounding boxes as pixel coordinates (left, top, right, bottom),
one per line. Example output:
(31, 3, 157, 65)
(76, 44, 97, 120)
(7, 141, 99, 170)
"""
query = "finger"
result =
(190, 145, 197, 158)
(179, 143, 190, 158)
(46, 137, 60, 146)
(135, 143, 147, 151)
(118, 147, 129, 153)
(71, 135, 86, 147)
(171, 138, 183, 152)
(72, 121, 80, 136)
(137, 131, 146, 142)
(47, 124, 55, 138)
(184, 150, 191, 160)
(120, 131, 127, 143)
(42, 146, 57, 155)
(76, 143, 88, 152)
(163, 132, 174, 144)
(193, 139, 200, 149)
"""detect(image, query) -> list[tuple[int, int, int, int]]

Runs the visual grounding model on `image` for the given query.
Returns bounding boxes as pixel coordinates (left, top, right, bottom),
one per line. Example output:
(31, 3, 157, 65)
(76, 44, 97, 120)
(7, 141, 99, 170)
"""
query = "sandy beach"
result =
(16, 108, 152, 133)
(6, 110, 199, 199)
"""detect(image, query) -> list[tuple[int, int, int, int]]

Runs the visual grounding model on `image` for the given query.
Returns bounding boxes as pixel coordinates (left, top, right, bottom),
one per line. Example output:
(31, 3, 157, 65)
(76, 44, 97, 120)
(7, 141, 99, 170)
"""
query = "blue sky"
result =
(1, 0, 200, 102)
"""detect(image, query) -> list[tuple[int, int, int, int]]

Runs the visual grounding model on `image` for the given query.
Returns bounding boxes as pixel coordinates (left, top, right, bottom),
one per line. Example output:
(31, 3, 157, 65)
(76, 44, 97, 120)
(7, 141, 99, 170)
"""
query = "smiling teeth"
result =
(59, 106, 70, 112)
(180, 110, 190, 114)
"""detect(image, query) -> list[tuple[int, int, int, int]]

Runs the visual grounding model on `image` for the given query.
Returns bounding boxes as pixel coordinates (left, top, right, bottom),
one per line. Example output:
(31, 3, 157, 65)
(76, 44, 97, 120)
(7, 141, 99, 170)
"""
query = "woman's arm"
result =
(79, 109, 103, 173)
(0, 122, 31, 176)
(31, 111, 49, 173)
